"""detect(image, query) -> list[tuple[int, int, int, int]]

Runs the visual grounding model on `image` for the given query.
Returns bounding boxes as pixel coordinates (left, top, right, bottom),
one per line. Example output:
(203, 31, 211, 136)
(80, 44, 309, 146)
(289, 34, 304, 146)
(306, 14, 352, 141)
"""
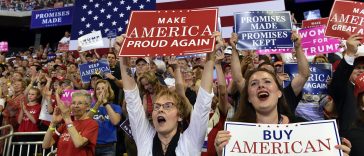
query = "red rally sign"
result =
(325, 0, 364, 40)
(302, 18, 328, 28)
(119, 8, 218, 57)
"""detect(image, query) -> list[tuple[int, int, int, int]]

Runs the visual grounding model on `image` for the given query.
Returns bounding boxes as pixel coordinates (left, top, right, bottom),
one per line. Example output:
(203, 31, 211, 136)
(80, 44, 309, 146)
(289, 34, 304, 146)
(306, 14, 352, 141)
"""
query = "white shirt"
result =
(124, 85, 214, 156)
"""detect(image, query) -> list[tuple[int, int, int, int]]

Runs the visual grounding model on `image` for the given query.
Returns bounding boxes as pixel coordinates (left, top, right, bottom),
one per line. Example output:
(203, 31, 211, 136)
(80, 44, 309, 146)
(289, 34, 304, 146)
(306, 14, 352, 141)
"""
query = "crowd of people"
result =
(0, 0, 74, 11)
(0, 20, 363, 156)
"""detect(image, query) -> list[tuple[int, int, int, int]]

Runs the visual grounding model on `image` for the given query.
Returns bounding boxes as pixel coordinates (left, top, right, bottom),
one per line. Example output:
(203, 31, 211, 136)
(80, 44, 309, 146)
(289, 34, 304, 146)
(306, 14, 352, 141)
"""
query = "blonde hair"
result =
(94, 79, 115, 102)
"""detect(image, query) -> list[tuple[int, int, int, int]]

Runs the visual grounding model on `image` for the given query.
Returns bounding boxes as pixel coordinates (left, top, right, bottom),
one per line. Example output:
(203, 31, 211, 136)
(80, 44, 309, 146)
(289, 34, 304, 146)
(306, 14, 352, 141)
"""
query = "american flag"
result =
(69, 0, 285, 50)
(69, 0, 156, 50)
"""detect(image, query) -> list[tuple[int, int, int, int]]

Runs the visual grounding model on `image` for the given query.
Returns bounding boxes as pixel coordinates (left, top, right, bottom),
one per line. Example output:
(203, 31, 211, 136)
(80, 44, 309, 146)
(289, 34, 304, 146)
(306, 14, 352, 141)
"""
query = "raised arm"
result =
(229, 33, 245, 93)
(170, 56, 192, 117)
(290, 31, 310, 96)
(215, 51, 231, 115)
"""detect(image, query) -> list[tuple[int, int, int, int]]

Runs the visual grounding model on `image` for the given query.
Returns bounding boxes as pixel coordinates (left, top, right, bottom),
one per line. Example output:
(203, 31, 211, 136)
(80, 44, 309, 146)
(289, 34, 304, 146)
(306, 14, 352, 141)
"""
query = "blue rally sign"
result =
(30, 7, 73, 29)
(283, 63, 332, 95)
(234, 11, 293, 50)
(78, 59, 111, 83)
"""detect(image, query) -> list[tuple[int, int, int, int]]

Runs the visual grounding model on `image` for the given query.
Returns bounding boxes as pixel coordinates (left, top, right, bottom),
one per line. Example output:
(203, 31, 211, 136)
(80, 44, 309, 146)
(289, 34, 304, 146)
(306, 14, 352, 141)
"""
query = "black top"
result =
(328, 58, 358, 135)
(344, 123, 364, 156)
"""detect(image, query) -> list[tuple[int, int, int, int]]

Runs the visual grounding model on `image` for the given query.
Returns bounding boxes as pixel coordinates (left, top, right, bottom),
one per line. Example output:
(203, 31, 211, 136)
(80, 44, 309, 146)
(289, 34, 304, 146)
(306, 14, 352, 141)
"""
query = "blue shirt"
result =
(92, 103, 122, 144)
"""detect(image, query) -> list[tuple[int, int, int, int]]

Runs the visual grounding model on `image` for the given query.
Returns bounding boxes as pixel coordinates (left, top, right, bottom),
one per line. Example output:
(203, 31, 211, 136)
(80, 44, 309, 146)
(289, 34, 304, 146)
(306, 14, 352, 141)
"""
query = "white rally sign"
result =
(78, 30, 104, 52)
(223, 120, 342, 156)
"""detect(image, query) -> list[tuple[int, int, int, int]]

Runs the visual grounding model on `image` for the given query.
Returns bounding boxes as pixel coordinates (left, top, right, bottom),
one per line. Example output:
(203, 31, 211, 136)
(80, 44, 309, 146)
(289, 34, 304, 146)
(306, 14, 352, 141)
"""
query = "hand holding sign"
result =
(346, 34, 363, 56)
(228, 33, 238, 50)
(114, 34, 127, 53)
(215, 130, 231, 156)
(78, 30, 105, 52)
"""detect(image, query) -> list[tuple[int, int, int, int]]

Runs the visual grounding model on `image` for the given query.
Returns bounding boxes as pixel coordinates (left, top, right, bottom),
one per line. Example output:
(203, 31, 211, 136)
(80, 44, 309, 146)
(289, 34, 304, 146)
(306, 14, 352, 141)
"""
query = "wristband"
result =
(66, 123, 73, 128)
(90, 108, 97, 113)
(48, 126, 56, 131)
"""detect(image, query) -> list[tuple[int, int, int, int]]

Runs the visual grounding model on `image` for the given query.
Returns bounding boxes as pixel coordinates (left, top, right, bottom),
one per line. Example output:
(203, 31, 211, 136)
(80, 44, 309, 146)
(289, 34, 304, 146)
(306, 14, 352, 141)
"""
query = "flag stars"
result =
(88, 10, 93, 15)
(139, 4, 144, 9)
(118, 27, 123, 32)
(89, 0, 93, 2)
(113, 7, 118, 12)
(86, 23, 91, 28)
(119, 13, 124, 17)
(100, 8, 105, 13)
(93, 16, 99, 20)
(107, 1, 112, 6)
(112, 21, 117, 26)
(81, 17, 86, 22)
(94, 3, 99, 8)
(126, 6, 131, 10)
(133, 0, 138, 3)
(79, 30, 84, 35)
(82, 4, 87, 9)
(105, 28, 110, 33)
(120, 0, 125, 5)
(146, 0, 150, 2)
(125, 20, 129, 25)
(99, 22, 104, 27)
(106, 14, 111, 19)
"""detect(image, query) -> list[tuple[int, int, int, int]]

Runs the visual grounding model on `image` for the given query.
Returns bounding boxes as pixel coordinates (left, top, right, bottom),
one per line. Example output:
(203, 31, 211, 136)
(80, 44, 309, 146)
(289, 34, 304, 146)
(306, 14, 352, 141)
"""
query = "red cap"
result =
(354, 73, 364, 96)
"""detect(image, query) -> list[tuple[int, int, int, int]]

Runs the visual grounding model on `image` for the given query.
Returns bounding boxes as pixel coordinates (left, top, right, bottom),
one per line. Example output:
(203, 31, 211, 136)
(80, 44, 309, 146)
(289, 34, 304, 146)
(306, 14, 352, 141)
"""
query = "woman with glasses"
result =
(86, 79, 122, 156)
(115, 32, 220, 155)
(42, 89, 98, 156)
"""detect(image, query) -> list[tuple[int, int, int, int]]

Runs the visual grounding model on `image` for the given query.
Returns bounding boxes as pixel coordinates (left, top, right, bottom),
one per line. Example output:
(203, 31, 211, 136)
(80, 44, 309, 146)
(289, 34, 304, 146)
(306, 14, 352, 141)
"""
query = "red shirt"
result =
(201, 109, 227, 156)
(53, 118, 98, 156)
(18, 103, 41, 132)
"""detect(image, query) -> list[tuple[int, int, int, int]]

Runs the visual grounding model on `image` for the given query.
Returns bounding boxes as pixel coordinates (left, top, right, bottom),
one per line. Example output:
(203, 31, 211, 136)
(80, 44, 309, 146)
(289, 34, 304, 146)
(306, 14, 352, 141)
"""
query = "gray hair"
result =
(72, 90, 92, 106)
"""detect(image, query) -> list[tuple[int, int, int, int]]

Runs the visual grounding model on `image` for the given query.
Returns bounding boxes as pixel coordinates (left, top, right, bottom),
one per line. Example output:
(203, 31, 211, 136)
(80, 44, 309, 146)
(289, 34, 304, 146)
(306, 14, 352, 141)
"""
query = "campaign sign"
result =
(119, 8, 218, 56)
(302, 18, 328, 28)
(283, 63, 332, 95)
(325, 0, 364, 40)
(234, 11, 293, 50)
(0, 41, 8, 52)
(61, 89, 94, 106)
(47, 53, 56, 61)
(299, 26, 341, 56)
(256, 48, 293, 55)
(57, 43, 69, 51)
(78, 30, 105, 52)
(30, 7, 73, 29)
(78, 59, 111, 83)
(223, 120, 342, 156)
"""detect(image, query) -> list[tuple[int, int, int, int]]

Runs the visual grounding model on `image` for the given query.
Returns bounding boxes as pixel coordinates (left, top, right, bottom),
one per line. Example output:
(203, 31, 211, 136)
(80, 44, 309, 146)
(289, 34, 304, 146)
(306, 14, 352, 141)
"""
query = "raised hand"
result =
(114, 34, 127, 53)
(291, 30, 302, 48)
(97, 91, 108, 105)
(346, 34, 363, 56)
(215, 50, 225, 64)
(51, 106, 63, 125)
(229, 33, 238, 49)
(213, 31, 224, 51)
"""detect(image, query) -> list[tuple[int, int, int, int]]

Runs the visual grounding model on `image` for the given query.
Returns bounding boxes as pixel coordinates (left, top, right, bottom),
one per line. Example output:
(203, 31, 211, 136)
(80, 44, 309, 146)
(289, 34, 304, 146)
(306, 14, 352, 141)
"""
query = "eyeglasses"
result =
(153, 102, 175, 111)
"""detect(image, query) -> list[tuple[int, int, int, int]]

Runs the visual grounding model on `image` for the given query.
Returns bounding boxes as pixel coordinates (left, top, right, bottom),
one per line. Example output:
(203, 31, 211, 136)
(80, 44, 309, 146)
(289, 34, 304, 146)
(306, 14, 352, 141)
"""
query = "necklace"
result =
(161, 141, 170, 155)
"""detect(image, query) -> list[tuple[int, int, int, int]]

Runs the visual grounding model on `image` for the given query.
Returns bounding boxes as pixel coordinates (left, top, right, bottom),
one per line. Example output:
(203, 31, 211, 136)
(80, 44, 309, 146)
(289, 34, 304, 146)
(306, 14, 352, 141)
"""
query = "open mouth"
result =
(157, 116, 166, 123)
(257, 91, 269, 101)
